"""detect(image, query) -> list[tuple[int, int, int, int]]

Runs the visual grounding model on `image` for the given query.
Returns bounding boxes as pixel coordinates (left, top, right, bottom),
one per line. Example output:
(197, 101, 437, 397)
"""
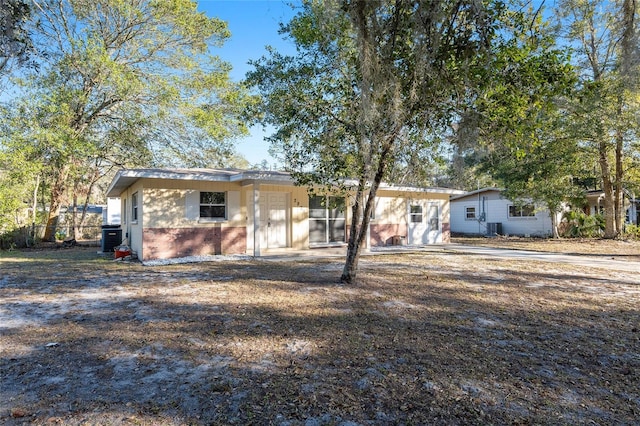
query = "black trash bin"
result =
(101, 225, 122, 252)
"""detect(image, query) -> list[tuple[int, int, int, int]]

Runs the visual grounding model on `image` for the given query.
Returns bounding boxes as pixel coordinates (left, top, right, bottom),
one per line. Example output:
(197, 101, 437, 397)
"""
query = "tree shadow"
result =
(1, 250, 639, 424)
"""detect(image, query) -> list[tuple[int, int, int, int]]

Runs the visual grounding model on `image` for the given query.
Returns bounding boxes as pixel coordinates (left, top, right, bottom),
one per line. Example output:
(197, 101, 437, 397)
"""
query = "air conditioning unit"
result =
(486, 222, 502, 237)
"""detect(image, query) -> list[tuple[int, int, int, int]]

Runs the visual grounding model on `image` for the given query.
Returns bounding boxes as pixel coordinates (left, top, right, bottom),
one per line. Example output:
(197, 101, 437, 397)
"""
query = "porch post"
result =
(253, 183, 261, 257)
(365, 216, 371, 252)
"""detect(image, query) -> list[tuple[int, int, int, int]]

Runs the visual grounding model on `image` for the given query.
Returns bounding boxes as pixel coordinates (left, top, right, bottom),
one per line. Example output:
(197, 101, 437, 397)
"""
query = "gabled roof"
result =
(106, 168, 464, 198)
(450, 187, 503, 202)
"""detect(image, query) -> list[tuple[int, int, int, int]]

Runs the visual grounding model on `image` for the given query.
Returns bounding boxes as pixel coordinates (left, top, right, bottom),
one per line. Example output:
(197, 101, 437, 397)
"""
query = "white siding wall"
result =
(450, 199, 484, 235)
(451, 191, 553, 237)
(486, 201, 552, 237)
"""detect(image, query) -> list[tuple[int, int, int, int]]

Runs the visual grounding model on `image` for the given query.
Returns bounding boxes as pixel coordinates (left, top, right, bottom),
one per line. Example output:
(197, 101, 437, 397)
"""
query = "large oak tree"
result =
(1, 0, 251, 240)
(557, 0, 640, 237)
(249, 0, 514, 283)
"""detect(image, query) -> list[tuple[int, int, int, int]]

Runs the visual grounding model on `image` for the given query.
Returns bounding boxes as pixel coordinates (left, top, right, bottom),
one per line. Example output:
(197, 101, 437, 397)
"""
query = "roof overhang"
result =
(450, 187, 504, 201)
(234, 170, 296, 187)
(106, 168, 464, 198)
(378, 183, 466, 195)
(105, 168, 297, 197)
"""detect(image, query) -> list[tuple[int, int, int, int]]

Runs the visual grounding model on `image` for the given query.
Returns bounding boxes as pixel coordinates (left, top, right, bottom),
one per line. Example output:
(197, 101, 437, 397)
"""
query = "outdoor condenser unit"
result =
(486, 222, 502, 237)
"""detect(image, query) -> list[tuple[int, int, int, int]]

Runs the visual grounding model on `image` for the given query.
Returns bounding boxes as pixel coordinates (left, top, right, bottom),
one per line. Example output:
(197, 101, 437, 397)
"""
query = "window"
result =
(410, 205, 423, 223)
(309, 195, 346, 244)
(428, 204, 439, 229)
(131, 192, 138, 222)
(465, 207, 476, 220)
(508, 203, 535, 218)
(200, 191, 226, 219)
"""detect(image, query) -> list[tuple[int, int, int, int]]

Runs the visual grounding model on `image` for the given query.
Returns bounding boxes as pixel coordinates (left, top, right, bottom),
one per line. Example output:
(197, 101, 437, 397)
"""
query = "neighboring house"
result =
(584, 189, 640, 226)
(105, 168, 462, 261)
(450, 188, 555, 237)
(58, 203, 105, 229)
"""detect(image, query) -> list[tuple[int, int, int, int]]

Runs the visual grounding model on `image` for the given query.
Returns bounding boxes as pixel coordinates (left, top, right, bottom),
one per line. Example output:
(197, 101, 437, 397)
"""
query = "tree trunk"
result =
(70, 193, 78, 240)
(341, 0, 374, 285)
(341, 179, 378, 284)
(43, 166, 70, 241)
(549, 206, 560, 239)
(598, 142, 617, 238)
(341, 188, 365, 284)
(341, 138, 392, 284)
(27, 174, 40, 247)
(43, 206, 61, 242)
(614, 128, 624, 234)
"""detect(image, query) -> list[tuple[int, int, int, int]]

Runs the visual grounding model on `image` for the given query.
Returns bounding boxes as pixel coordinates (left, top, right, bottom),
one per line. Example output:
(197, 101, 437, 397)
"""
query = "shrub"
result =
(561, 211, 605, 238)
(624, 224, 640, 240)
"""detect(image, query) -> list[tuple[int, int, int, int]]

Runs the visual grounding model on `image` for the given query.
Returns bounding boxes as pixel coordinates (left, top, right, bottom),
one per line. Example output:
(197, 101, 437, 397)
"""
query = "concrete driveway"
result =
(263, 244, 640, 274)
(430, 244, 640, 274)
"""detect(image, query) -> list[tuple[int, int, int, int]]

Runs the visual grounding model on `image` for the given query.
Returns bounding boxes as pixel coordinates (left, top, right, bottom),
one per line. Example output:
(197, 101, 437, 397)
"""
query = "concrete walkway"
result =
(261, 243, 640, 274)
(441, 244, 640, 274)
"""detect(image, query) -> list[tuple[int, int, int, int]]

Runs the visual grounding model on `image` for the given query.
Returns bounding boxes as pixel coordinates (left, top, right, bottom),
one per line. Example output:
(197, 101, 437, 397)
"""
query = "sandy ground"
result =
(1, 243, 639, 425)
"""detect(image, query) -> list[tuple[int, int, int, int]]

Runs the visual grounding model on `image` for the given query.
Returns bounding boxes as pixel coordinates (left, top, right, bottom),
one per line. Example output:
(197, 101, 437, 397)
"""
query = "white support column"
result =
(253, 184, 261, 257)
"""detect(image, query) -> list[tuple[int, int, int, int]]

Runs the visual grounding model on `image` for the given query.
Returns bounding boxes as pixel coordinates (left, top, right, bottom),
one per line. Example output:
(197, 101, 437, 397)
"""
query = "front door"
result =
(408, 203, 427, 245)
(260, 193, 288, 249)
(426, 203, 441, 244)
(408, 201, 441, 244)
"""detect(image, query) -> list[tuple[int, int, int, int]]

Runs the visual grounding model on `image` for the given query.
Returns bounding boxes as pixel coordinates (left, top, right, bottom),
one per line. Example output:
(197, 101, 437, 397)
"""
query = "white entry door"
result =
(408, 202, 427, 245)
(426, 203, 441, 244)
(260, 193, 288, 249)
(408, 201, 441, 245)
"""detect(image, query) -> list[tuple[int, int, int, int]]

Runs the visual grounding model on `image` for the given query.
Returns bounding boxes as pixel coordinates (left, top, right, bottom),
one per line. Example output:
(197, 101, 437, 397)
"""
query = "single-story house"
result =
(450, 188, 556, 237)
(584, 189, 639, 226)
(105, 168, 462, 261)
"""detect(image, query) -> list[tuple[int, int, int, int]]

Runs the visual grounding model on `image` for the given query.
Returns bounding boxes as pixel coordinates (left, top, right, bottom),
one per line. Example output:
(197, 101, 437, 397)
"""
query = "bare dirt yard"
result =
(1, 241, 639, 425)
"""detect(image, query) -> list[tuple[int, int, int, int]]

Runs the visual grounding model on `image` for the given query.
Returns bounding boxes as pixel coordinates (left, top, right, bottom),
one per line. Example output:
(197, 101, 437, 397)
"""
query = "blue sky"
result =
(196, 0, 301, 167)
